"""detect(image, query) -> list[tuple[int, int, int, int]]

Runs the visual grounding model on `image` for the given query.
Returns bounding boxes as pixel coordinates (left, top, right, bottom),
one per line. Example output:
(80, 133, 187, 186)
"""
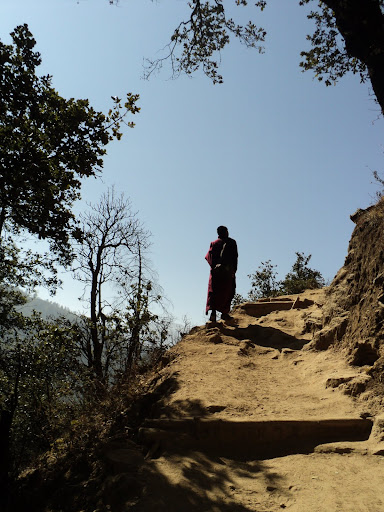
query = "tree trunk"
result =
(0, 409, 14, 511)
(90, 282, 103, 380)
(90, 245, 105, 382)
(323, 0, 384, 114)
(126, 241, 143, 372)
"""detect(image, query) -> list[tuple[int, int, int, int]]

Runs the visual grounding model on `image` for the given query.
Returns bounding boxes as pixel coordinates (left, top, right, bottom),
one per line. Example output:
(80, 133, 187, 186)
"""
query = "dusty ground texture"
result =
(155, 292, 362, 421)
(130, 289, 384, 512)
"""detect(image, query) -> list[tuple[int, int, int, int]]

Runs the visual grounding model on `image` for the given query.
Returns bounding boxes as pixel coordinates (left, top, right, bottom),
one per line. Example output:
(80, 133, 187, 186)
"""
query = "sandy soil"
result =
(159, 290, 366, 421)
(134, 289, 384, 512)
(138, 451, 384, 512)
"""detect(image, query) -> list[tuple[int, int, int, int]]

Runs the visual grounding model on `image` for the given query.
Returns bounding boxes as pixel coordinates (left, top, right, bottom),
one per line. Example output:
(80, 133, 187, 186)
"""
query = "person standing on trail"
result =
(205, 226, 238, 322)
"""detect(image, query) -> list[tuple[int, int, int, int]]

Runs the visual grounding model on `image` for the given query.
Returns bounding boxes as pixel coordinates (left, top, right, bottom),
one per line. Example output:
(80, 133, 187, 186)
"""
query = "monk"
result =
(205, 226, 238, 322)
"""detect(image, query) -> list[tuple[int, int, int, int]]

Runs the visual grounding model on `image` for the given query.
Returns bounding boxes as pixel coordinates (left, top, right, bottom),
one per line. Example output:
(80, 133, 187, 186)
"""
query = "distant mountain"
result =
(20, 296, 79, 321)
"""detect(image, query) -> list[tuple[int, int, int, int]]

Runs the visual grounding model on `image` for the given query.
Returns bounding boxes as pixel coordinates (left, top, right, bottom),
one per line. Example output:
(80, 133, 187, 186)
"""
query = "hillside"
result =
(19, 295, 77, 320)
(131, 290, 384, 511)
(18, 290, 384, 512)
(14, 200, 384, 511)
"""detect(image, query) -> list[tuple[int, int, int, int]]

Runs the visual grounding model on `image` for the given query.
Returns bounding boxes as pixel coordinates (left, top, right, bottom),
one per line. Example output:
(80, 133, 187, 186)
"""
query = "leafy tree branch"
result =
(143, 0, 266, 84)
(0, 24, 140, 265)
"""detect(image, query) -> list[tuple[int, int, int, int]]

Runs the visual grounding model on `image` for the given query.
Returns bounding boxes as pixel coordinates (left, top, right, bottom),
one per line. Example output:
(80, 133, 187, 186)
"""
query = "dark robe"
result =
(205, 237, 238, 314)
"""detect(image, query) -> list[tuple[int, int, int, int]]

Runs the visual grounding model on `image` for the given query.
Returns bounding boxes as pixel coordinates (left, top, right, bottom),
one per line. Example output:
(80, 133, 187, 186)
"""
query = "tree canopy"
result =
(238, 252, 325, 301)
(280, 252, 325, 294)
(0, 24, 140, 264)
(73, 188, 150, 381)
(139, 0, 384, 114)
(300, 0, 384, 112)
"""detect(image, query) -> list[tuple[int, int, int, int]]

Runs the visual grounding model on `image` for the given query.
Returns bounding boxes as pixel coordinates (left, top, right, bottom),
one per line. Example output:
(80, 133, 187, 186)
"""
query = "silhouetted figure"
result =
(205, 226, 238, 322)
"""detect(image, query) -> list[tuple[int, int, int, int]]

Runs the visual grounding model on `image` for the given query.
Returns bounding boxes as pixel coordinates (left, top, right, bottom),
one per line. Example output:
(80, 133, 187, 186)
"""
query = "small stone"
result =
(281, 348, 295, 356)
(325, 376, 353, 389)
(207, 405, 226, 413)
(208, 333, 222, 344)
(372, 446, 384, 456)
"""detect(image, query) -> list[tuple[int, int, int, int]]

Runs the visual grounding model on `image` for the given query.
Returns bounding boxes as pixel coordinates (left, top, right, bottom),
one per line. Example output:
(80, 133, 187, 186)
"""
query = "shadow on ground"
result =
(218, 321, 308, 350)
(131, 450, 288, 512)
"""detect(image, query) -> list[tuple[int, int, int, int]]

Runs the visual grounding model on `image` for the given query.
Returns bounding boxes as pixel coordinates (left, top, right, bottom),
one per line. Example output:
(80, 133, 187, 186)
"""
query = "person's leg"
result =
(209, 309, 217, 322)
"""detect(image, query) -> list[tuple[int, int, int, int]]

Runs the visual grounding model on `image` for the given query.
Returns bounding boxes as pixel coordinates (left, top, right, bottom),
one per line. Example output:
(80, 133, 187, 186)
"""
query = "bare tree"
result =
(73, 187, 149, 382)
(118, 235, 170, 373)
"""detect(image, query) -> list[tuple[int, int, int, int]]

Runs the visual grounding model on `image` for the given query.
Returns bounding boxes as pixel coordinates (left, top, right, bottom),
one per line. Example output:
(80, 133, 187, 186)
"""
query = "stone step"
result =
(237, 297, 315, 318)
(238, 301, 294, 317)
(139, 417, 372, 458)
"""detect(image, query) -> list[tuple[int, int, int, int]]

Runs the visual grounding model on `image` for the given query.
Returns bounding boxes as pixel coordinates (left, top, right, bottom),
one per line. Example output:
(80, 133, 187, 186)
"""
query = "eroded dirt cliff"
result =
(312, 197, 384, 412)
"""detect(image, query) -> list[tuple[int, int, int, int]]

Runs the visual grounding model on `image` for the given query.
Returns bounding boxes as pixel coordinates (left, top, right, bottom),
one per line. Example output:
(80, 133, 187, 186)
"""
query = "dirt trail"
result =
(124, 290, 384, 511)
(156, 326, 360, 422)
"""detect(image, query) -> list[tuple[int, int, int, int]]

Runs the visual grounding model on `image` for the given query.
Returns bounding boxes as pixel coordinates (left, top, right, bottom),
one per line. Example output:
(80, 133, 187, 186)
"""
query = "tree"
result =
(245, 252, 325, 300)
(247, 259, 282, 299)
(281, 251, 325, 294)
(143, 0, 267, 84)
(0, 25, 139, 503)
(121, 238, 167, 373)
(0, 312, 81, 509)
(0, 24, 140, 264)
(300, 0, 384, 113)
(232, 292, 247, 306)
(72, 188, 167, 382)
(372, 170, 384, 201)
(137, 0, 384, 115)
(73, 188, 146, 381)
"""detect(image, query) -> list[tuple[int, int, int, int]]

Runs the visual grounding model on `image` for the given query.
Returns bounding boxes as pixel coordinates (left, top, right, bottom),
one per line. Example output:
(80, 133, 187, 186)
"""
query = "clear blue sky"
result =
(2, 0, 384, 326)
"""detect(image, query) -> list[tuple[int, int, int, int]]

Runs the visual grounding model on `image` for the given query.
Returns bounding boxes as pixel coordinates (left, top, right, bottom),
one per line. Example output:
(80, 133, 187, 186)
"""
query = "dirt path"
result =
(159, 330, 361, 421)
(135, 451, 384, 512)
(129, 290, 384, 511)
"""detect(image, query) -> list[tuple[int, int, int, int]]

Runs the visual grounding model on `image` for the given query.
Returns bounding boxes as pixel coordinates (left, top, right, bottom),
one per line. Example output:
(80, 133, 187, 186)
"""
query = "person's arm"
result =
(206, 240, 222, 268)
(205, 242, 214, 267)
(230, 239, 238, 272)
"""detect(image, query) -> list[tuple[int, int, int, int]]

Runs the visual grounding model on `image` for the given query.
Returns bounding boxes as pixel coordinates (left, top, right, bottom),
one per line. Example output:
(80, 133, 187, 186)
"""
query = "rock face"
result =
(312, 198, 384, 404)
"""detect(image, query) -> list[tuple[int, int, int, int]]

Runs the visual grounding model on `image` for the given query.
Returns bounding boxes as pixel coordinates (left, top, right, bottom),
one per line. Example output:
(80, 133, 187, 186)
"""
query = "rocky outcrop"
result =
(312, 198, 384, 402)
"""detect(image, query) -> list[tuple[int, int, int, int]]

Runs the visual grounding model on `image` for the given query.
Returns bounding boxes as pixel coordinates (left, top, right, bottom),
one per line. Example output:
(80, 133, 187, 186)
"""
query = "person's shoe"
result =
(221, 313, 232, 321)
(209, 311, 217, 322)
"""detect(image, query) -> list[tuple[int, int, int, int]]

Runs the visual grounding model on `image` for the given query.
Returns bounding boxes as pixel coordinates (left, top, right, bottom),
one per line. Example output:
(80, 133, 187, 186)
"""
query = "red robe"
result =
(205, 237, 238, 314)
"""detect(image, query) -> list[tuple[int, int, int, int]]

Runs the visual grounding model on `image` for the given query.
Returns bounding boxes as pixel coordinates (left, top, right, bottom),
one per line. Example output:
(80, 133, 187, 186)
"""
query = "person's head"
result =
(217, 226, 229, 240)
